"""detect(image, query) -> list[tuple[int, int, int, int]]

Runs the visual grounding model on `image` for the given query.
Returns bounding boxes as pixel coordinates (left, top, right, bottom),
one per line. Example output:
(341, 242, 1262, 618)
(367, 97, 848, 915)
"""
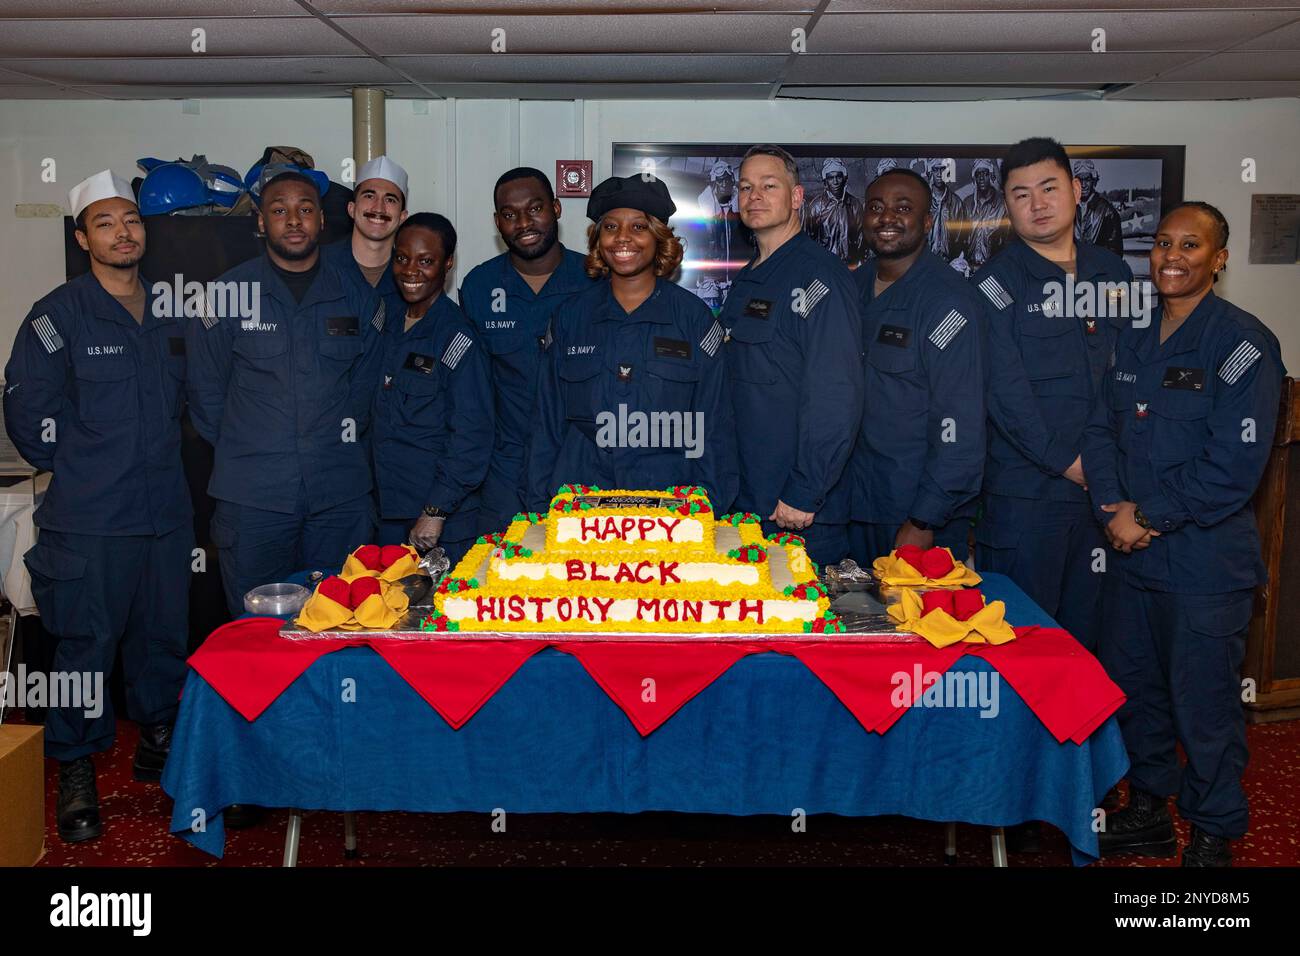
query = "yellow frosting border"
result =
(542, 488, 716, 553)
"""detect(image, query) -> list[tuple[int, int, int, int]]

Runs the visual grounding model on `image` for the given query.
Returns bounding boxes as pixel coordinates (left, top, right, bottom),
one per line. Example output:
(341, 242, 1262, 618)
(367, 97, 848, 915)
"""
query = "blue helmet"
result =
(137, 155, 248, 213)
(138, 162, 208, 215)
(244, 160, 330, 204)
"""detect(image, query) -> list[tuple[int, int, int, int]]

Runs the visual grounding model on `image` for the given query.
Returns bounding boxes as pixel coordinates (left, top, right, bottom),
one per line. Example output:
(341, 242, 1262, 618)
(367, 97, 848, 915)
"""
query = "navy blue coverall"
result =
(525, 278, 737, 513)
(459, 248, 594, 532)
(4, 272, 193, 760)
(972, 237, 1133, 650)
(1082, 291, 1284, 839)
(718, 232, 864, 566)
(849, 251, 986, 564)
(186, 254, 385, 615)
(372, 294, 494, 564)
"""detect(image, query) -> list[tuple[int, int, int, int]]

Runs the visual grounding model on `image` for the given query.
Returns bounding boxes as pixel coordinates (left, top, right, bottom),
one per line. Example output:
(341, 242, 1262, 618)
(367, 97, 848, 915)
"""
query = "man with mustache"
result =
(4, 171, 193, 842)
(322, 155, 409, 321)
(458, 168, 594, 531)
(187, 165, 386, 617)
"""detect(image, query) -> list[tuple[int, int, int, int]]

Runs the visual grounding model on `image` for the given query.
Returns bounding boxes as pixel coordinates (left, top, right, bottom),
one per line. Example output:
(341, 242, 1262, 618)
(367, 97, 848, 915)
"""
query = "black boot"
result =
(224, 804, 267, 829)
(1181, 827, 1232, 867)
(1004, 821, 1043, 854)
(1101, 785, 1123, 813)
(1099, 788, 1176, 857)
(57, 756, 103, 844)
(133, 722, 173, 783)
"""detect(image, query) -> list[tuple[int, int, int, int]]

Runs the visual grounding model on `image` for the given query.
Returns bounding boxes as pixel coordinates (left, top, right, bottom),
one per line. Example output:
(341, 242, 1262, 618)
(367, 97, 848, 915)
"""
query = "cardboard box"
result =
(0, 724, 44, 866)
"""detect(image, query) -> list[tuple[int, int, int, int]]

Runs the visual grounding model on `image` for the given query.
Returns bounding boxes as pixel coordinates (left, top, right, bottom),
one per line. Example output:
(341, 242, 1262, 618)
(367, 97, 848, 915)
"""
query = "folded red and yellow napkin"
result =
(872, 545, 982, 588)
(341, 543, 420, 582)
(886, 587, 1016, 648)
(296, 573, 410, 632)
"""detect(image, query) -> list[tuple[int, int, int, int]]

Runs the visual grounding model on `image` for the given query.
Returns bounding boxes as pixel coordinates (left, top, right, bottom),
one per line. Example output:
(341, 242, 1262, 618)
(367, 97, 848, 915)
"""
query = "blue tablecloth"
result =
(163, 572, 1127, 865)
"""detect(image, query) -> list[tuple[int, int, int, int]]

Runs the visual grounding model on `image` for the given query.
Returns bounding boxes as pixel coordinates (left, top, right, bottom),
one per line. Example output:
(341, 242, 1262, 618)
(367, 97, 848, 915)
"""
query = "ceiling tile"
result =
(1152, 50, 1300, 81)
(393, 53, 788, 83)
(312, 1, 815, 12)
(812, 11, 1295, 53)
(0, 18, 361, 57)
(332, 13, 807, 55)
(827, 0, 1300, 11)
(785, 52, 1200, 84)
(0, 1, 307, 16)
(422, 81, 774, 99)
(1235, 19, 1300, 50)
(0, 56, 400, 85)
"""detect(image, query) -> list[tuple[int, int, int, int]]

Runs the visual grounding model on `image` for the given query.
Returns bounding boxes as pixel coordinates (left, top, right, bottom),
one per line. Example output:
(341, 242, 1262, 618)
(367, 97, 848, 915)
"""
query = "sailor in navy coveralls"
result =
(1085, 203, 1284, 867)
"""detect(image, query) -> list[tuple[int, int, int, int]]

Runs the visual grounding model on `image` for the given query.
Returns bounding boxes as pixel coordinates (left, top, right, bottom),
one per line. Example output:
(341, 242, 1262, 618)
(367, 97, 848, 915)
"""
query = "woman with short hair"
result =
(1083, 201, 1286, 867)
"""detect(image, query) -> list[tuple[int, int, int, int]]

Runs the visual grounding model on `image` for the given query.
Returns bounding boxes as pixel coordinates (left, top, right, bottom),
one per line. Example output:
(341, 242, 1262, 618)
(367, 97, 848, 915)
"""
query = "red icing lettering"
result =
(475, 596, 496, 622)
(620, 517, 636, 538)
(565, 560, 585, 581)
(576, 596, 593, 621)
(659, 561, 680, 584)
(708, 599, 733, 621)
(557, 597, 573, 622)
(507, 595, 525, 622)
(589, 562, 610, 582)
(602, 516, 619, 538)
(591, 597, 614, 622)
(662, 599, 679, 622)
(528, 597, 550, 623)
(657, 517, 682, 541)
(614, 563, 635, 584)
(636, 598, 661, 621)
(738, 599, 764, 623)
(681, 600, 703, 623)
(638, 518, 656, 538)
(580, 517, 602, 540)
(635, 561, 654, 584)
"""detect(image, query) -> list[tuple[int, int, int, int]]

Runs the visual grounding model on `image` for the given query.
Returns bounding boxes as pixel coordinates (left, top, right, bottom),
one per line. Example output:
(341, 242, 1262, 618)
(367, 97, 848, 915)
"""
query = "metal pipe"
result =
(352, 87, 387, 168)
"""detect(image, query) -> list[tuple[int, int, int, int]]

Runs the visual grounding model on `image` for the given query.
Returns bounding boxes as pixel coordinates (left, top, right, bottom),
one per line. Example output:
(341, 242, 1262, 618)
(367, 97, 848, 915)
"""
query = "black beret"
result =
(586, 174, 677, 223)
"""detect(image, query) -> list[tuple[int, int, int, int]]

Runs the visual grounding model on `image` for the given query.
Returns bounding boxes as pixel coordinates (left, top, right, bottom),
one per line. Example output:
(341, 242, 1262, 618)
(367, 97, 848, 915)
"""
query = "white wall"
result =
(2, 95, 1298, 370)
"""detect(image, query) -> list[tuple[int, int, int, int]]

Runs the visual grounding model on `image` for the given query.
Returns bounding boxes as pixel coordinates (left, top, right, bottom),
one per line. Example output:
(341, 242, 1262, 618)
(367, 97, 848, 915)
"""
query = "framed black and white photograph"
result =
(612, 143, 1185, 312)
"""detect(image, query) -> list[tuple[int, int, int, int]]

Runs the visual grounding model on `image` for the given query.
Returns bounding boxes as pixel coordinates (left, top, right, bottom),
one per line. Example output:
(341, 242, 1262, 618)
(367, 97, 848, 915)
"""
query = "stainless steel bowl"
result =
(244, 582, 310, 617)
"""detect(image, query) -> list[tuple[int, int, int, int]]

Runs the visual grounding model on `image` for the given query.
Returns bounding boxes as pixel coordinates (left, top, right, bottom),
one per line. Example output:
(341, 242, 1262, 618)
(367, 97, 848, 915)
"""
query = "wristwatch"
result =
(1133, 507, 1153, 530)
(907, 517, 932, 532)
(422, 505, 448, 519)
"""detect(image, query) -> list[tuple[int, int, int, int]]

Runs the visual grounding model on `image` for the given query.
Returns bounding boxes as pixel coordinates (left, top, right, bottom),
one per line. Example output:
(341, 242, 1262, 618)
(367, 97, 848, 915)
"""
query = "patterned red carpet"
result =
(25, 717, 1300, 868)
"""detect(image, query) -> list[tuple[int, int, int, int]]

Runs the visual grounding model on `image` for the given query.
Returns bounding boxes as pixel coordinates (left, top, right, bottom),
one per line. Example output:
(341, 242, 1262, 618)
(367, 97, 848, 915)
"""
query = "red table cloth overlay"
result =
(186, 618, 1124, 743)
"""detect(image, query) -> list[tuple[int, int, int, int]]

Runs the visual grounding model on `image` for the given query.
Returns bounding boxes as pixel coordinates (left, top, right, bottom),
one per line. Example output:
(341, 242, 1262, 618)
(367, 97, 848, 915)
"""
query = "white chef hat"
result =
(355, 155, 408, 200)
(69, 169, 136, 220)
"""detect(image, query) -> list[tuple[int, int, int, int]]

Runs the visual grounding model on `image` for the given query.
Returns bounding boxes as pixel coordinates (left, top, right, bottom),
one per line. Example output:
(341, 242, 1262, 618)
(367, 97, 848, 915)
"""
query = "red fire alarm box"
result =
(556, 160, 593, 198)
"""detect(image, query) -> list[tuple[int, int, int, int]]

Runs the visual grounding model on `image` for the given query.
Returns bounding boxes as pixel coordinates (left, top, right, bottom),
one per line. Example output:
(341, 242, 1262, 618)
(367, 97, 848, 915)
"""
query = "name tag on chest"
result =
(326, 315, 359, 336)
(403, 351, 435, 374)
(877, 325, 910, 348)
(1162, 366, 1205, 391)
(743, 298, 772, 319)
(653, 337, 691, 360)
